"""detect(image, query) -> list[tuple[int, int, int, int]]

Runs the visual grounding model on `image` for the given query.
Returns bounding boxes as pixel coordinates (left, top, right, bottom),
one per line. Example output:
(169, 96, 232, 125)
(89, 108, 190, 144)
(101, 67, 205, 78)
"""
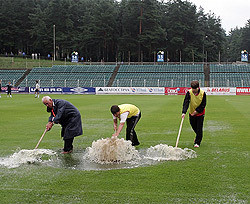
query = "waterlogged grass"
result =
(0, 94, 249, 203)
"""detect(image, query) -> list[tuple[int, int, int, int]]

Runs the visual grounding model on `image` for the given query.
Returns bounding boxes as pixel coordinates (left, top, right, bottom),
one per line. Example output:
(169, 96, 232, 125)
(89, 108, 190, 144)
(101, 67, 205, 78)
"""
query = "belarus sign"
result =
(201, 87, 236, 95)
(165, 87, 237, 95)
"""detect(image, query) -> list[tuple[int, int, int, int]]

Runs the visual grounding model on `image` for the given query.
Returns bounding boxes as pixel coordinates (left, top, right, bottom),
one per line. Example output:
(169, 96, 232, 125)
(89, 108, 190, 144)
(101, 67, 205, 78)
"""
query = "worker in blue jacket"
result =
(42, 96, 83, 154)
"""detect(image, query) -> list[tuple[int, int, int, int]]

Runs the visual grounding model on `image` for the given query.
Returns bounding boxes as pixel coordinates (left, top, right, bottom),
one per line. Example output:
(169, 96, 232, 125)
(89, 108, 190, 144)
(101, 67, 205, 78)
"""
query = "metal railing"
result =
(1, 78, 250, 87)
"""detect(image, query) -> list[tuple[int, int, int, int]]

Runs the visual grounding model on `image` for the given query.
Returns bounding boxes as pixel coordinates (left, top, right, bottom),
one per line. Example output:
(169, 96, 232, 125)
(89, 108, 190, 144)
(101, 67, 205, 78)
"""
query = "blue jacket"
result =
(47, 99, 83, 139)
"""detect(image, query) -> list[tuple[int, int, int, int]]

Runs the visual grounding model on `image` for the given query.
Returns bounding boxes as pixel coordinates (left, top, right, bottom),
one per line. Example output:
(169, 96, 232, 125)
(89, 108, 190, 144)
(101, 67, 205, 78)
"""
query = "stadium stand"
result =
(119, 64, 204, 73)
(210, 64, 250, 87)
(2, 63, 249, 88)
(210, 64, 250, 72)
(18, 65, 116, 87)
(0, 69, 26, 86)
(113, 64, 205, 87)
(210, 72, 250, 87)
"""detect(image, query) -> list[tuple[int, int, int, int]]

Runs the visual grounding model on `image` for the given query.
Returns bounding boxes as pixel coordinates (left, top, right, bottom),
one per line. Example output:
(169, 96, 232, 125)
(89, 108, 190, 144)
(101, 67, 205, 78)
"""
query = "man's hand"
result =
(46, 122, 54, 131)
(113, 125, 117, 133)
(112, 122, 124, 138)
(191, 111, 198, 116)
(181, 113, 186, 119)
(112, 132, 119, 137)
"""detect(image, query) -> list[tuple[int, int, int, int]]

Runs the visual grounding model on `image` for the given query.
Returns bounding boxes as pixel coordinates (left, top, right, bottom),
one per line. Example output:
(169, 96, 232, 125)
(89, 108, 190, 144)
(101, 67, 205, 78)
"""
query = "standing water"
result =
(0, 149, 56, 168)
(0, 138, 197, 170)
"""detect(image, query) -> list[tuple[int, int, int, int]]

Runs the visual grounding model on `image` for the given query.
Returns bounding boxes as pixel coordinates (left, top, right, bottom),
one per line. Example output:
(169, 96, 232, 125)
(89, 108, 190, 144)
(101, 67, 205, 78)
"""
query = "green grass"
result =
(0, 57, 82, 69)
(0, 94, 249, 203)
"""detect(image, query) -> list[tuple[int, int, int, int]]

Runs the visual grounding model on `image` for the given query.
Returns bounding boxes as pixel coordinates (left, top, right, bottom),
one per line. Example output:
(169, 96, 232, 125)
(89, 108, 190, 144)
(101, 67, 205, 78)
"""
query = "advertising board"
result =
(165, 87, 190, 95)
(1, 87, 29, 93)
(96, 87, 165, 95)
(30, 87, 95, 94)
(236, 87, 250, 95)
(201, 87, 236, 95)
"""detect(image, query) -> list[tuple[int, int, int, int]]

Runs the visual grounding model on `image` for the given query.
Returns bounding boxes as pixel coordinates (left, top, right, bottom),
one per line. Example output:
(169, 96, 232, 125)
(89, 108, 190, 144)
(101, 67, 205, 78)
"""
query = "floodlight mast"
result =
(53, 25, 56, 61)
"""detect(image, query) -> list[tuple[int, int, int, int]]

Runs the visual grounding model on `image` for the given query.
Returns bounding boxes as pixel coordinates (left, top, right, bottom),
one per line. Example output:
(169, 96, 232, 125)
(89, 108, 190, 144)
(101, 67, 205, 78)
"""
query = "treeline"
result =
(0, 0, 249, 62)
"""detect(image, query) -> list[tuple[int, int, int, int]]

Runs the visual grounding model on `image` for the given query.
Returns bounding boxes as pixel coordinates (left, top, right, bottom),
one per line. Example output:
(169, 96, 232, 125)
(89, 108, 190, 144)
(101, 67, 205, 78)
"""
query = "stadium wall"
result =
(3, 86, 250, 95)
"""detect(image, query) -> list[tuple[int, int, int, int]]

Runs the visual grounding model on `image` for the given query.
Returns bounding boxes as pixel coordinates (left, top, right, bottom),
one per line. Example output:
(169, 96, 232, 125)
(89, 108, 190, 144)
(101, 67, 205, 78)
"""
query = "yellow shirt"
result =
(118, 104, 140, 118)
(189, 89, 205, 114)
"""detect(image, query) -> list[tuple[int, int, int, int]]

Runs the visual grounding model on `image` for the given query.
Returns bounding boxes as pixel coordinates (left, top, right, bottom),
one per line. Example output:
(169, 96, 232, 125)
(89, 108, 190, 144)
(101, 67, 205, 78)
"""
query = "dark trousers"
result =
(126, 112, 141, 146)
(189, 115, 204, 146)
(63, 138, 74, 152)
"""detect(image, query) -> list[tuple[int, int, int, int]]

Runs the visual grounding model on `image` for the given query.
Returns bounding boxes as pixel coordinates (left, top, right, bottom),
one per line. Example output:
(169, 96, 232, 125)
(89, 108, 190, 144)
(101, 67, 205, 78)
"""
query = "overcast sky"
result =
(188, 0, 250, 33)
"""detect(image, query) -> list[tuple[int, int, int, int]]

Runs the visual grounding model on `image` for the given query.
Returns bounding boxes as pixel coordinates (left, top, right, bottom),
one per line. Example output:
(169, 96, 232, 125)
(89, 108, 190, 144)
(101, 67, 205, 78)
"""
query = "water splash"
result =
(0, 149, 56, 168)
(82, 138, 197, 170)
(0, 140, 197, 170)
(145, 144, 197, 161)
(83, 137, 140, 164)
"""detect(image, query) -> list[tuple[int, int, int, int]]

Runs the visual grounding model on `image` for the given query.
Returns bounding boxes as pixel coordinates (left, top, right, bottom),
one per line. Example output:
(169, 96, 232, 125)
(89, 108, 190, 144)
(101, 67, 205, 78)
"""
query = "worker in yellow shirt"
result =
(111, 104, 141, 146)
(182, 81, 206, 148)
